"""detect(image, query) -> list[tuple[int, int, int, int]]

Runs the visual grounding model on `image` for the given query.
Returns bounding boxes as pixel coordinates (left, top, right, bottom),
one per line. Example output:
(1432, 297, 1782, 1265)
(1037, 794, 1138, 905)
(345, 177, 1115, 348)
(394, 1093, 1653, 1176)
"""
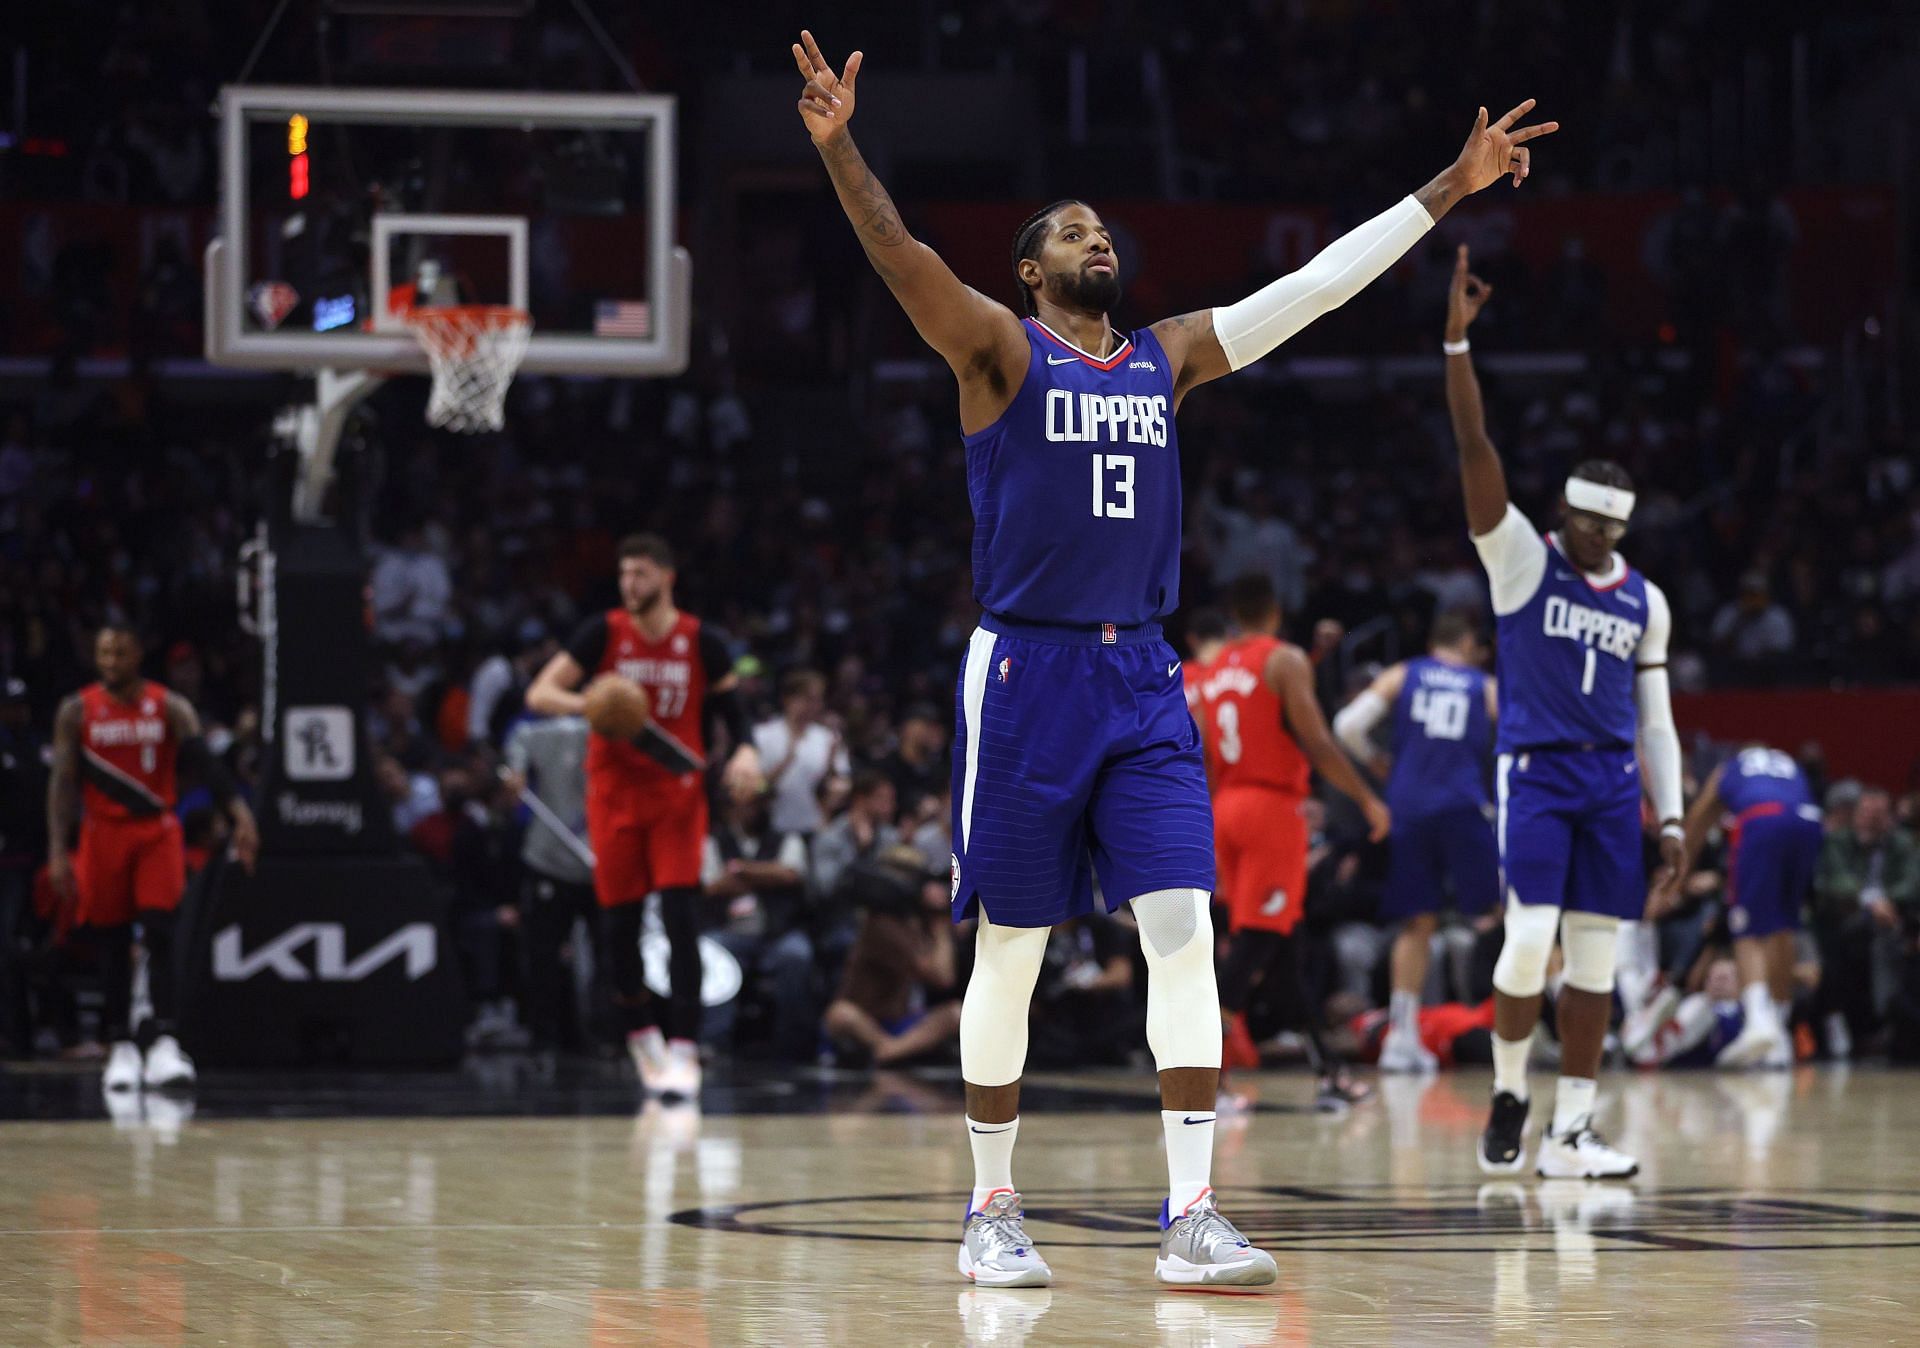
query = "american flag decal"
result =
(594, 299, 652, 338)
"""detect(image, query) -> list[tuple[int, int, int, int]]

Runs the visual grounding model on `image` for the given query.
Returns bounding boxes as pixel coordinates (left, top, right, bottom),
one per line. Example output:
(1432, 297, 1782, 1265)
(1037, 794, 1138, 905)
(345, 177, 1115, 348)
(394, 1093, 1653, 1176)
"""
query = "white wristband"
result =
(1660, 822, 1684, 841)
(1442, 338, 1471, 356)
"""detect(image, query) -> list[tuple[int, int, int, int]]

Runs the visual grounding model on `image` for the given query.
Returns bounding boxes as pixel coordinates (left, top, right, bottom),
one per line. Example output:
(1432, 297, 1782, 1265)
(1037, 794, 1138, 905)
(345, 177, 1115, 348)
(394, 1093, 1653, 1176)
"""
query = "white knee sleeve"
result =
(1493, 898, 1561, 999)
(1560, 912, 1621, 995)
(1132, 888, 1222, 1071)
(959, 915, 1049, 1087)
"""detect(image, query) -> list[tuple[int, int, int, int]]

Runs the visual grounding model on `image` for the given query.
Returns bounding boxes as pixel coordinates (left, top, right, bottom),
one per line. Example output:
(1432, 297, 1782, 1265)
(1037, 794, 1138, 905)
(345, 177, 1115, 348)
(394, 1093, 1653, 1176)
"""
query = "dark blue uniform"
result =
(1476, 509, 1669, 920)
(1719, 746, 1822, 938)
(951, 319, 1212, 927)
(1381, 656, 1498, 920)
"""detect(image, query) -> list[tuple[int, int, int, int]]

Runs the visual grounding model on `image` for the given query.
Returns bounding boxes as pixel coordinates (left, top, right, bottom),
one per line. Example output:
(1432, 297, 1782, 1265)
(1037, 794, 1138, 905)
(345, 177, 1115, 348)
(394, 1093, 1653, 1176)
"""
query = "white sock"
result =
(1740, 981, 1778, 1033)
(1389, 989, 1421, 1037)
(1162, 1109, 1215, 1218)
(967, 1116, 1019, 1213)
(1551, 1076, 1597, 1137)
(1492, 1033, 1530, 1101)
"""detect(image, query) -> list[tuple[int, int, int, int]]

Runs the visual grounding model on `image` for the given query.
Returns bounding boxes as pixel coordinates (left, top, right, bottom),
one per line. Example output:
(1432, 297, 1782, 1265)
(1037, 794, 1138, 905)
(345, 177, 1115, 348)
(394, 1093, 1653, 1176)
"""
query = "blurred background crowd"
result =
(1, 2, 1916, 1071)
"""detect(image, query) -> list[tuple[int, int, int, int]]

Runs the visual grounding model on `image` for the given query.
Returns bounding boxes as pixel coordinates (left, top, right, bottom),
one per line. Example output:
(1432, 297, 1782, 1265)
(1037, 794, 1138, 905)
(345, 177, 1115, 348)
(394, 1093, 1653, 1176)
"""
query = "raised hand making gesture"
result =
(1456, 99, 1557, 191)
(792, 29, 862, 145)
(1445, 244, 1494, 342)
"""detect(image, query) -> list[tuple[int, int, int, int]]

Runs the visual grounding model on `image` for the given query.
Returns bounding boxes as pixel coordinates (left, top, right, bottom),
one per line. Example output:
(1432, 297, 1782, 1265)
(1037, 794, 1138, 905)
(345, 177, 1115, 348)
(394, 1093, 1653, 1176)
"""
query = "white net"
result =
(406, 305, 533, 433)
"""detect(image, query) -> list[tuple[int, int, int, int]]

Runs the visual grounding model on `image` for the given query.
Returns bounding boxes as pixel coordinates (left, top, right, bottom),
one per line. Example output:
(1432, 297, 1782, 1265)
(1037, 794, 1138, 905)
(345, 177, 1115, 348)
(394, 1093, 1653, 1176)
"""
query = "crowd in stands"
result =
(3, 3, 1915, 1075)
(1, 342, 1917, 1066)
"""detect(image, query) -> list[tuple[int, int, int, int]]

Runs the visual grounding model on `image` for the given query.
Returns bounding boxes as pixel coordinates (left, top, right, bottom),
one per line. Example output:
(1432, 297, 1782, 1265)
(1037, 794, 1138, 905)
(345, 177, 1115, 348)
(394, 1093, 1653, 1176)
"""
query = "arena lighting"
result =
(288, 114, 309, 200)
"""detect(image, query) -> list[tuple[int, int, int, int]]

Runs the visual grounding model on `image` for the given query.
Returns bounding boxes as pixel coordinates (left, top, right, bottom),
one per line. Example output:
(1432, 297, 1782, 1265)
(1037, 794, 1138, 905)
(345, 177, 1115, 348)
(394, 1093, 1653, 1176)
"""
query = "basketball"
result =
(582, 673, 650, 738)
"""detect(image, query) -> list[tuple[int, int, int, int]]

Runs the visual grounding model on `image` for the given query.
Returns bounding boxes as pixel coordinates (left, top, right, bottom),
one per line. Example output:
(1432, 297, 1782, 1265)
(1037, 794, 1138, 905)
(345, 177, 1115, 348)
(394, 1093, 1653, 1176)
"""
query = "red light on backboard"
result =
(290, 153, 309, 199)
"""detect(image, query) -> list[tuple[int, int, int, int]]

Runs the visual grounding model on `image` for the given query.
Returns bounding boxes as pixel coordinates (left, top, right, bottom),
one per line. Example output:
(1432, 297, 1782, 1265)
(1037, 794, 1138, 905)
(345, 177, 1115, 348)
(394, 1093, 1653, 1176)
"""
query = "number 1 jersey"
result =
(964, 318, 1180, 627)
(1471, 504, 1671, 754)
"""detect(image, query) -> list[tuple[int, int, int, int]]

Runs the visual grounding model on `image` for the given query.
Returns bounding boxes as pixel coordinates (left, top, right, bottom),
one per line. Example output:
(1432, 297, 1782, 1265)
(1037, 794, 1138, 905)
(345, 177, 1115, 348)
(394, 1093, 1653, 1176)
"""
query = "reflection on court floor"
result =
(0, 1065, 1914, 1345)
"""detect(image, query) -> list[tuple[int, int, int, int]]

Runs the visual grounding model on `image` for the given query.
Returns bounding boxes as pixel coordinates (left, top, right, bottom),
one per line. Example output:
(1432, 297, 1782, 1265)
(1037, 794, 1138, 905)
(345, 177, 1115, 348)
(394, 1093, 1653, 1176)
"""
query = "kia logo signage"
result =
(212, 922, 437, 982)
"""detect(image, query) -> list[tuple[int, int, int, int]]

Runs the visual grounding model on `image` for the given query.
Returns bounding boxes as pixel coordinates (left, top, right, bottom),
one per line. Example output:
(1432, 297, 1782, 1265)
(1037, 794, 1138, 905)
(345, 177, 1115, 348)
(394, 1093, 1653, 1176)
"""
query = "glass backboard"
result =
(206, 85, 688, 377)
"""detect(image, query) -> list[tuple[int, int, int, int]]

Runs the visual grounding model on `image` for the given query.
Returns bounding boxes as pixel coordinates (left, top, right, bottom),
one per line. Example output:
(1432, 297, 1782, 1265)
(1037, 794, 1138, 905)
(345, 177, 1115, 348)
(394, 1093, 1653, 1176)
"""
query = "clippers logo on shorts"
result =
(965, 320, 1184, 628)
(1101, 624, 1117, 645)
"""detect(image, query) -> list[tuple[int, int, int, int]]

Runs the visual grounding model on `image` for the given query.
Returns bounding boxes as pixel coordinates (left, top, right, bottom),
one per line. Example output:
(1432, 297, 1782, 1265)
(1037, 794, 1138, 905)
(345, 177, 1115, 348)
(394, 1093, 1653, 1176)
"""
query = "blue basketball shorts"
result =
(1496, 746, 1643, 920)
(1381, 804, 1500, 921)
(949, 617, 1216, 928)
(1725, 804, 1823, 938)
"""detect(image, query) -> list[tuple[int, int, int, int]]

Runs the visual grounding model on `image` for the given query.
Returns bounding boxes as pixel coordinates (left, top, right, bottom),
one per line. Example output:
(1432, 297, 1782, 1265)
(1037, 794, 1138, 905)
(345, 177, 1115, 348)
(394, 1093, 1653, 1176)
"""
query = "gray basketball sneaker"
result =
(1154, 1192, 1279, 1287)
(958, 1190, 1052, 1288)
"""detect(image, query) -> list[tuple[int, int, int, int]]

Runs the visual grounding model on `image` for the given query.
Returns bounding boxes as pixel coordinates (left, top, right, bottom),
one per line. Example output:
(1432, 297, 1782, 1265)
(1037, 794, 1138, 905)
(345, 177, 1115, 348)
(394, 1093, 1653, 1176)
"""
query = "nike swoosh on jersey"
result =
(1046, 354, 1078, 365)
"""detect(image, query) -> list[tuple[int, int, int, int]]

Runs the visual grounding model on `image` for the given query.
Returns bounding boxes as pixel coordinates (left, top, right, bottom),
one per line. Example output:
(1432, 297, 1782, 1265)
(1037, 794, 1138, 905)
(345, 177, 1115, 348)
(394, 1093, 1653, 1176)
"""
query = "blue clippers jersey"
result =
(1496, 538, 1650, 753)
(965, 319, 1181, 627)
(1719, 745, 1813, 813)
(1387, 657, 1492, 819)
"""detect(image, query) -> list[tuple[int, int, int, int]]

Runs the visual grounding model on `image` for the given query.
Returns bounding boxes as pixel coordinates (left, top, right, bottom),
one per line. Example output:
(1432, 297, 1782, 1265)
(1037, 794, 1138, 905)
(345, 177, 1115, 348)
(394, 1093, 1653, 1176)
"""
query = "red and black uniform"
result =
(1196, 635, 1312, 935)
(73, 681, 184, 929)
(566, 609, 730, 906)
(563, 608, 735, 1047)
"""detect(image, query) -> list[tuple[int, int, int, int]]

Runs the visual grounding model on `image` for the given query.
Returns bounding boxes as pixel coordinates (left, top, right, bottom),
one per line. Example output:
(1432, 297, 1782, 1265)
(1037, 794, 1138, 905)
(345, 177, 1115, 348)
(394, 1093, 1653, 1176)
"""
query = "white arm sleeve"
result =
(1213, 195, 1433, 370)
(1634, 581, 1682, 823)
(1332, 688, 1390, 758)
(1470, 504, 1549, 616)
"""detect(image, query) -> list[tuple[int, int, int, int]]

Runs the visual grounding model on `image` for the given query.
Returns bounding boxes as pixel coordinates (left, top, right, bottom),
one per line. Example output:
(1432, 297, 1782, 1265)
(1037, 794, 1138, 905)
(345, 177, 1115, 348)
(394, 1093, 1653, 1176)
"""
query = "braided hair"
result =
(1010, 200, 1084, 316)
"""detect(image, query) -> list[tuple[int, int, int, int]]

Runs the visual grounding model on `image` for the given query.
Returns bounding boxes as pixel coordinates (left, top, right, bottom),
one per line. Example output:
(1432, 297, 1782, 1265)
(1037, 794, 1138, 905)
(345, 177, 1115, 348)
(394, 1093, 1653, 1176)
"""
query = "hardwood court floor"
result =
(1, 1064, 1916, 1345)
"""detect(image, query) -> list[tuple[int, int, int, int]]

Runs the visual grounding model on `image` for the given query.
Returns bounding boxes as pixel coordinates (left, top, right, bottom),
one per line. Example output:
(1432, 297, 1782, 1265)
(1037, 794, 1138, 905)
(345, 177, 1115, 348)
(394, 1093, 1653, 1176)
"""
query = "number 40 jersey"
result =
(1386, 657, 1493, 822)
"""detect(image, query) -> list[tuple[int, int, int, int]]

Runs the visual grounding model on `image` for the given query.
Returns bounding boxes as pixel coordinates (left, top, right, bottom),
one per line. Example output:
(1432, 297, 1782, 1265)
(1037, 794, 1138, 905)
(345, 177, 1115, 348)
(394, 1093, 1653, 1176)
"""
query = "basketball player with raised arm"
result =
(1333, 610, 1500, 1073)
(793, 29, 1556, 1285)
(1443, 245, 1684, 1179)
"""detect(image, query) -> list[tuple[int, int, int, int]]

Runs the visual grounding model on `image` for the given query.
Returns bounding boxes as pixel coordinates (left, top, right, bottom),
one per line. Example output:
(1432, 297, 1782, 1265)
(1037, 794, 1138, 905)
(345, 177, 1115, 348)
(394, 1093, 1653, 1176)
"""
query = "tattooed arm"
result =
(793, 32, 1024, 423)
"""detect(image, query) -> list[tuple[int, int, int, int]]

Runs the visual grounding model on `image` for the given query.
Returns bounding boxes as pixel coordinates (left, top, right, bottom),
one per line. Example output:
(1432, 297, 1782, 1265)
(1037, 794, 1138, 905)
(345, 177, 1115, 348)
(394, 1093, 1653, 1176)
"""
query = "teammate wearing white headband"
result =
(1443, 243, 1684, 1181)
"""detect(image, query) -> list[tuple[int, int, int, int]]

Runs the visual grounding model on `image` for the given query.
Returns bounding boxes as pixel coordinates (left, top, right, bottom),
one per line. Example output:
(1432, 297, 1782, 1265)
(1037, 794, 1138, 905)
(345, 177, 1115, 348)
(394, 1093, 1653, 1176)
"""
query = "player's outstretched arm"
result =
(1270, 646, 1390, 842)
(1155, 100, 1558, 400)
(793, 32, 1025, 397)
(1443, 243, 1508, 536)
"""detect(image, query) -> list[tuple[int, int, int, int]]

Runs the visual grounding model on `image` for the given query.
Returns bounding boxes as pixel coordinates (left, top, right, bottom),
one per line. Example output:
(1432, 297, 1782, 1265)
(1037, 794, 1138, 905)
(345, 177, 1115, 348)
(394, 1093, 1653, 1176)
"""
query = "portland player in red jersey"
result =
(46, 625, 259, 1093)
(1194, 576, 1388, 1106)
(527, 534, 761, 1099)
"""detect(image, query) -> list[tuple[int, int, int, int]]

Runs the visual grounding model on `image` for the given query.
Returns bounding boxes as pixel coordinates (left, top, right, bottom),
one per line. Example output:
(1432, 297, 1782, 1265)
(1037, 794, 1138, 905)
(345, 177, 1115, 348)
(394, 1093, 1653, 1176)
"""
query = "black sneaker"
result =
(1478, 1090, 1530, 1173)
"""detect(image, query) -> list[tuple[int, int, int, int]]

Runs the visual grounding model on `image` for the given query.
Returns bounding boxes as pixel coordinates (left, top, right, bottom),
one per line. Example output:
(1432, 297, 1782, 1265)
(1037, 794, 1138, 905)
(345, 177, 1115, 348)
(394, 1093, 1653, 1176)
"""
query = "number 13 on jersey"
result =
(1092, 453, 1135, 518)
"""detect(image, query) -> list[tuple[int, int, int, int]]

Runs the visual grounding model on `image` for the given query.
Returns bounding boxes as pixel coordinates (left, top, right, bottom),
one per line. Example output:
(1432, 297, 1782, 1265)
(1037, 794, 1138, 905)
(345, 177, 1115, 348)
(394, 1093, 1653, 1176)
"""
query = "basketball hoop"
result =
(404, 304, 532, 433)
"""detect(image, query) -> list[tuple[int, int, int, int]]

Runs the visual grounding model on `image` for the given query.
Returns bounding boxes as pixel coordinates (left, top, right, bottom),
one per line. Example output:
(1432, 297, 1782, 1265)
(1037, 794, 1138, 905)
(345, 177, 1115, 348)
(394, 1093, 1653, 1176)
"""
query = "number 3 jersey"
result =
(1386, 657, 1492, 821)
(965, 318, 1180, 627)
(1471, 504, 1671, 753)
(1195, 635, 1310, 797)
